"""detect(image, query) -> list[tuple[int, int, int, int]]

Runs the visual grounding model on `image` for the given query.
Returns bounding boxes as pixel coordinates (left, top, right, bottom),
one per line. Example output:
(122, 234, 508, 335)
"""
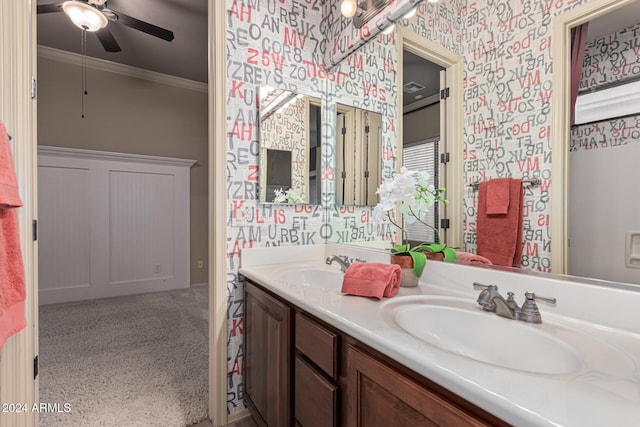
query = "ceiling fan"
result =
(37, 0, 174, 53)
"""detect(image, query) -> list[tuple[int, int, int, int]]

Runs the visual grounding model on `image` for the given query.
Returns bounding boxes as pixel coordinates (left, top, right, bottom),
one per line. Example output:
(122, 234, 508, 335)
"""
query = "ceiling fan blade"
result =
(37, 3, 63, 14)
(113, 10, 174, 42)
(96, 27, 122, 52)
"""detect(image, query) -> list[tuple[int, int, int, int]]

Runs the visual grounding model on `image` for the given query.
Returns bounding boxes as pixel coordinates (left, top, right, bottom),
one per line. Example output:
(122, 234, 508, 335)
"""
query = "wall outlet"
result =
(197, 260, 204, 269)
(154, 263, 161, 273)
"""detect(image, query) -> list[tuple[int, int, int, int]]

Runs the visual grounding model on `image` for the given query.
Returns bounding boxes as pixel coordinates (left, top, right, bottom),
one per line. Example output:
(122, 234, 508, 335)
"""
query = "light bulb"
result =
(403, 7, 418, 19)
(382, 23, 395, 35)
(340, 0, 358, 19)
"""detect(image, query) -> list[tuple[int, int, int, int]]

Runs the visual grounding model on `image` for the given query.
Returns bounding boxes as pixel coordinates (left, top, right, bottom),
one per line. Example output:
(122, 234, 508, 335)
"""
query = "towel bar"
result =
(469, 177, 541, 191)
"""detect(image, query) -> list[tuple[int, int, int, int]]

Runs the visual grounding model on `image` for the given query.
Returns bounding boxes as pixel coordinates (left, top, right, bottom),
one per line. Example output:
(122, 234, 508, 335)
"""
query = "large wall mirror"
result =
(258, 86, 322, 204)
(552, 0, 640, 287)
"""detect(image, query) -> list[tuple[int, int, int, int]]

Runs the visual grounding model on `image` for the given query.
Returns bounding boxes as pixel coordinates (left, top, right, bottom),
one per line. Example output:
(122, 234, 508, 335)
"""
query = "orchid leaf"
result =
(409, 251, 427, 277)
(391, 244, 411, 255)
(426, 243, 446, 253)
(442, 247, 458, 262)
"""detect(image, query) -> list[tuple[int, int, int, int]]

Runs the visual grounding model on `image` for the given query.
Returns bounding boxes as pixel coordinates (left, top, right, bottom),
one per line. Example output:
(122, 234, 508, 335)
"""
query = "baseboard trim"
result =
(226, 409, 251, 425)
(192, 282, 209, 287)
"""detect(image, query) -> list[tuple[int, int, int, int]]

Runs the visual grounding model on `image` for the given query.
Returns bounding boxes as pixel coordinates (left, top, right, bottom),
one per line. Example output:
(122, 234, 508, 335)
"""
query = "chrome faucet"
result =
(473, 283, 556, 324)
(325, 255, 366, 272)
(325, 255, 351, 272)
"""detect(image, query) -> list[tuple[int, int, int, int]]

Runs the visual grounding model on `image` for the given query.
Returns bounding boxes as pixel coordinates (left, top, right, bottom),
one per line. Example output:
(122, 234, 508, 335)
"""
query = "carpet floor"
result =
(39, 286, 209, 427)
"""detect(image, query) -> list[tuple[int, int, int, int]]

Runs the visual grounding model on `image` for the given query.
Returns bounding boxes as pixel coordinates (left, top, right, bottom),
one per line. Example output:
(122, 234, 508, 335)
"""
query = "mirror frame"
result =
(550, 0, 639, 273)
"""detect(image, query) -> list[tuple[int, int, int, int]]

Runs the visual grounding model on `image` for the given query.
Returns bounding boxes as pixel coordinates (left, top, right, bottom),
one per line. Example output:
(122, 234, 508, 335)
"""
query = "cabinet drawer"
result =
(295, 355, 339, 427)
(295, 312, 339, 379)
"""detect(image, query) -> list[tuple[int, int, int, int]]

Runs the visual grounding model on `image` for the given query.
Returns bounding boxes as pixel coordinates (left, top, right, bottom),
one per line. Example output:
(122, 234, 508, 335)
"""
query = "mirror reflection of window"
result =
(308, 102, 321, 205)
(265, 149, 292, 202)
(335, 104, 381, 206)
(403, 139, 440, 243)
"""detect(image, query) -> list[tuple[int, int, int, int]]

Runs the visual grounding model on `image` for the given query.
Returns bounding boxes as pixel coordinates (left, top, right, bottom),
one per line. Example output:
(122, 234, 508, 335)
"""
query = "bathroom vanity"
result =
(240, 244, 640, 427)
(244, 278, 506, 426)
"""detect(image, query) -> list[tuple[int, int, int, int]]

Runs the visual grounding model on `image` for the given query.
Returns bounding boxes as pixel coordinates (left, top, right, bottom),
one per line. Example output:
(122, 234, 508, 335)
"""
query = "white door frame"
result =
(0, 1, 39, 426)
(0, 1, 230, 426)
(208, 1, 229, 425)
(550, 0, 640, 274)
(396, 27, 464, 249)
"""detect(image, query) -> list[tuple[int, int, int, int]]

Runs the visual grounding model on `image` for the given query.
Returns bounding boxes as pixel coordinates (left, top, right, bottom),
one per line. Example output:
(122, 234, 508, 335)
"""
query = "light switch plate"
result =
(625, 232, 640, 268)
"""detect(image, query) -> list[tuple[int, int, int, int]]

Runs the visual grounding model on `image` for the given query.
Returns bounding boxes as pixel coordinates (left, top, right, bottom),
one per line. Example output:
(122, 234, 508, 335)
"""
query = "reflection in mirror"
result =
(335, 104, 382, 206)
(263, 149, 292, 202)
(258, 86, 321, 204)
(567, 8, 640, 286)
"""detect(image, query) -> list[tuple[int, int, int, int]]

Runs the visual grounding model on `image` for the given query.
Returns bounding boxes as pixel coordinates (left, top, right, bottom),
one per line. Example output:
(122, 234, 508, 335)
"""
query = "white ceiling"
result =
(37, 0, 208, 83)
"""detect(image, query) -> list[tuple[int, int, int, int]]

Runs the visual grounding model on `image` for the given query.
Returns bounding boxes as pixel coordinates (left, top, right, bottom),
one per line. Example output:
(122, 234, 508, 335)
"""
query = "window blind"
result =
(402, 140, 439, 243)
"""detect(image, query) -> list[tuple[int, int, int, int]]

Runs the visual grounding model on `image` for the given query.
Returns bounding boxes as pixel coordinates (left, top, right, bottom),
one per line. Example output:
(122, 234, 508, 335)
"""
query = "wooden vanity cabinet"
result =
(294, 312, 340, 426)
(243, 279, 508, 427)
(244, 282, 293, 427)
(341, 342, 499, 427)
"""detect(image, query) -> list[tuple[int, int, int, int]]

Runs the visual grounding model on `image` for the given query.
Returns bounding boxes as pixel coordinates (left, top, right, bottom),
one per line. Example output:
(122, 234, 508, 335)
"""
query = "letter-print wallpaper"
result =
(459, 0, 590, 272)
(225, 0, 612, 415)
(226, 0, 327, 413)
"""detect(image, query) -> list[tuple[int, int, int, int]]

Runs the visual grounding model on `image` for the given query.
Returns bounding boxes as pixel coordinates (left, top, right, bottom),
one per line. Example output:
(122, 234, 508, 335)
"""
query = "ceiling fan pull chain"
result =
(81, 28, 87, 118)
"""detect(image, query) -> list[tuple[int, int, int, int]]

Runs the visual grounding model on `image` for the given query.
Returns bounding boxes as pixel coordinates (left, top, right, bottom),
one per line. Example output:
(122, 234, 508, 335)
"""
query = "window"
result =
(402, 139, 440, 243)
(574, 79, 640, 125)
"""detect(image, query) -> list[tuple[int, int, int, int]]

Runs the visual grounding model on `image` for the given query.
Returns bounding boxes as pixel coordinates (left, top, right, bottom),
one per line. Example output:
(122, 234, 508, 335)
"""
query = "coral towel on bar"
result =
(0, 122, 26, 349)
(341, 262, 401, 300)
(477, 178, 524, 267)
(456, 251, 493, 265)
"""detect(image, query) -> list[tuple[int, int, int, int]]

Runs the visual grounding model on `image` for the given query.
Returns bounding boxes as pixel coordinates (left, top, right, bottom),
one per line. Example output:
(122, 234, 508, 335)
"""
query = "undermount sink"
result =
(275, 266, 344, 289)
(383, 297, 584, 375)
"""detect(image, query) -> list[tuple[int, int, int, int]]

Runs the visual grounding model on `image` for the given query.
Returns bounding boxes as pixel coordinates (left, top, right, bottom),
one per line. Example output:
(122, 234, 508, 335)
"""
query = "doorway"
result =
(35, 8, 210, 427)
(401, 50, 444, 243)
(396, 27, 464, 249)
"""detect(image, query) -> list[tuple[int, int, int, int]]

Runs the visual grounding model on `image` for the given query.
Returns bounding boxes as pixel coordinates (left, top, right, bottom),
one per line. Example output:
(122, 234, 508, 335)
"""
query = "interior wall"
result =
(36, 56, 208, 286)
(403, 103, 440, 144)
(225, 0, 327, 415)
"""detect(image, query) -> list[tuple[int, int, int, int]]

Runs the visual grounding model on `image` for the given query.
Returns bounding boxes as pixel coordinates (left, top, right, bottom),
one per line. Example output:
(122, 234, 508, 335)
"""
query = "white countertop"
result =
(239, 244, 640, 427)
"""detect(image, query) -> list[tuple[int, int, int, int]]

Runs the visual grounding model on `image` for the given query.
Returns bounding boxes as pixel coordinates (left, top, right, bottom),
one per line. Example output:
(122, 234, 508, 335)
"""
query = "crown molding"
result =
(37, 45, 208, 93)
(38, 145, 197, 167)
(403, 93, 440, 114)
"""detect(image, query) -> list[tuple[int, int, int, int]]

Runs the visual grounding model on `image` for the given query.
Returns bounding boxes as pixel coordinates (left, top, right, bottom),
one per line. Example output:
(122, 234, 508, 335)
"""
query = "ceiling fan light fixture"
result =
(62, 1, 108, 32)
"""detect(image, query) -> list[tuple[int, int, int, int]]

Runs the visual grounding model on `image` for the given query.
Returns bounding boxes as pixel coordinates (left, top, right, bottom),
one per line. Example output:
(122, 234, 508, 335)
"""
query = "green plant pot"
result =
(390, 255, 419, 287)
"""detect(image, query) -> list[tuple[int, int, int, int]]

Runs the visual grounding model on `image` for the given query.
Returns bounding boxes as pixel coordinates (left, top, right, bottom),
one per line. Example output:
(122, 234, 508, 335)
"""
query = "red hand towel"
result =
(341, 262, 401, 300)
(456, 251, 493, 265)
(477, 179, 523, 267)
(485, 178, 510, 214)
(0, 122, 26, 349)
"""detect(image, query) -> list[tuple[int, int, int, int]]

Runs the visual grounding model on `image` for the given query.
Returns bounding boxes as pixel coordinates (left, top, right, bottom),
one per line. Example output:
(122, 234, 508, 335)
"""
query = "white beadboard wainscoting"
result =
(38, 146, 195, 305)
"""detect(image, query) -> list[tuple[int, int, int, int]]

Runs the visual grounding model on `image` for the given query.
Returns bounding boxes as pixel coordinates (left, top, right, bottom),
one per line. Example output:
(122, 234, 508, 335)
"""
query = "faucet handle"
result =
(519, 292, 556, 324)
(474, 283, 500, 312)
(473, 282, 496, 291)
(526, 292, 556, 305)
